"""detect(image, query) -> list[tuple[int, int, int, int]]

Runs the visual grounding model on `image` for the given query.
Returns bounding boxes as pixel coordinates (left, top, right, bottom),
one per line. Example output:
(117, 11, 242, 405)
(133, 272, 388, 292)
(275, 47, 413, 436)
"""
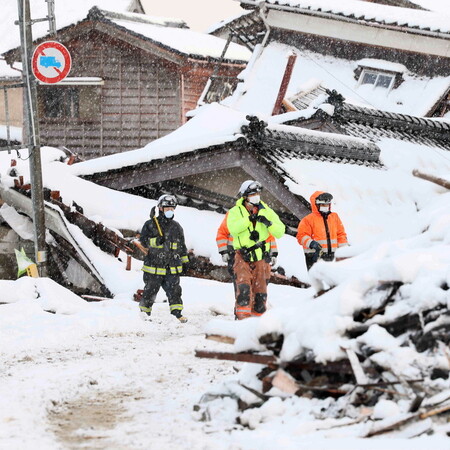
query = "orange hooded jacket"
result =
(216, 212, 277, 255)
(297, 191, 348, 255)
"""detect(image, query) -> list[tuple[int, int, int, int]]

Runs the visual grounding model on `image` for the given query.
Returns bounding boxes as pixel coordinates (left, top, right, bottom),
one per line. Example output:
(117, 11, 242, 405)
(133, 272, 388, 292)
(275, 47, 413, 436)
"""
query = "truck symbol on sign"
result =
(39, 56, 62, 68)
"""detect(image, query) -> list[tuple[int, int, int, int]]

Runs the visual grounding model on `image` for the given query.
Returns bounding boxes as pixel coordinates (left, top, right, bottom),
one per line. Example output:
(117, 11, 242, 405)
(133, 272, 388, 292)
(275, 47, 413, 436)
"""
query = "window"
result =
(42, 87, 79, 119)
(39, 85, 101, 121)
(359, 70, 395, 90)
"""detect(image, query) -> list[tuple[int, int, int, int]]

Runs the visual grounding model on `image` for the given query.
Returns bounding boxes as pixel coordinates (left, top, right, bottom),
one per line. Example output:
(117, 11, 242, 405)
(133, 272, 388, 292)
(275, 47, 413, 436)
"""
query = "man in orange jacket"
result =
(297, 191, 348, 270)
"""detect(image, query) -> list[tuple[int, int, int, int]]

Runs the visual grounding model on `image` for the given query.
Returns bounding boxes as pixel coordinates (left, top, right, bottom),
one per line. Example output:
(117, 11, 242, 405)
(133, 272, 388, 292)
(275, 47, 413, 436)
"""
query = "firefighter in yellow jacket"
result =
(227, 180, 285, 320)
(297, 191, 348, 270)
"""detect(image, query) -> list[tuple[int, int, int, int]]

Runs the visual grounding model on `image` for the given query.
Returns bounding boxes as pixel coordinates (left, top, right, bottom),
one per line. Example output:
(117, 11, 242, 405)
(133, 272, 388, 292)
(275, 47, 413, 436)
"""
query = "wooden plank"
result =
(365, 403, 450, 437)
(205, 334, 235, 345)
(272, 54, 297, 115)
(345, 348, 368, 385)
(195, 350, 277, 365)
(412, 169, 450, 190)
(272, 369, 348, 396)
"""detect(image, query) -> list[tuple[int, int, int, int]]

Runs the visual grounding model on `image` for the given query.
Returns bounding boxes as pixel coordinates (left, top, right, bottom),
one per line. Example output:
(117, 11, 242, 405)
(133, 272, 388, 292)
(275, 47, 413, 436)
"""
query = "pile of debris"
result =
(195, 279, 450, 437)
(5, 169, 306, 297)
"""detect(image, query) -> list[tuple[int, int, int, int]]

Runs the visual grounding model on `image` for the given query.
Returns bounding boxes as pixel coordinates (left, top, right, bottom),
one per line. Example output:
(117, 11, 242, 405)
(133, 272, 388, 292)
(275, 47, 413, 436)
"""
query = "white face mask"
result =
(164, 210, 174, 219)
(248, 194, 260, 205)
(319, 205, 330, 213)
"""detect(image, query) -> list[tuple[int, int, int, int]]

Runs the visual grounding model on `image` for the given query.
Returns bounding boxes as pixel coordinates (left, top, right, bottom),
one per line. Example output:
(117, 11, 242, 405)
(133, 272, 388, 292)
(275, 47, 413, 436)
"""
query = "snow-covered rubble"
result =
(199, 187, 450, 439)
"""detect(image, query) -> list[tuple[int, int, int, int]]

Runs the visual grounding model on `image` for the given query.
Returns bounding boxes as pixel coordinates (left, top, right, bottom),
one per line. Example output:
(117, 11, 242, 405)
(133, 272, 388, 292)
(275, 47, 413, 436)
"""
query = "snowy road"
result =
(2, 277, 450, 450)
(0, 291, 241, 449)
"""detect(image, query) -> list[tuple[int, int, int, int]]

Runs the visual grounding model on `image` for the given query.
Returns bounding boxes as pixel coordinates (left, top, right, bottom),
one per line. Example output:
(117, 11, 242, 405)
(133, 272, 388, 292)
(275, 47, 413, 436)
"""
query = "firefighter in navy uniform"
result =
(139, 194, 189, 323)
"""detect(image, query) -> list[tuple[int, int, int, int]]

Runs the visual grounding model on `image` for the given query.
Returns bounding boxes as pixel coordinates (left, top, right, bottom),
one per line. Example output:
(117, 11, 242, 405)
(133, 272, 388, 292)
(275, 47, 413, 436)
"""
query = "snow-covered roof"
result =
(99, 10, 251, 62)
(206, 10, 254, 35)
(239, 0, 450, 34)
(224, 42, 450, 117)
(69, 103, 380, 181)
(0, 1, 139, 77)
(404, 0, 450, 15)
(1, 7, 251, 66)
(355, 58, 408, 74)
(1, 1, 139, 56)
(69, 104, 246, 177)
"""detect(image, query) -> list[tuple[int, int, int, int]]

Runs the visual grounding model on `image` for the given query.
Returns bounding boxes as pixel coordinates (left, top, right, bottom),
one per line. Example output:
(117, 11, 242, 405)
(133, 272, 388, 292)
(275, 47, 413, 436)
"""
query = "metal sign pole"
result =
(17, 0, 48, 276)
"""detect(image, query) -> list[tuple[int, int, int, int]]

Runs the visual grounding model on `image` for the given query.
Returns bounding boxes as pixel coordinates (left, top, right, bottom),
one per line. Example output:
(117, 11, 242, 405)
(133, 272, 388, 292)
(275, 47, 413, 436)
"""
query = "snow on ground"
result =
(0, 276, 296, 449)
(2, 276, 450, 449)
(1, 144, 450, 446)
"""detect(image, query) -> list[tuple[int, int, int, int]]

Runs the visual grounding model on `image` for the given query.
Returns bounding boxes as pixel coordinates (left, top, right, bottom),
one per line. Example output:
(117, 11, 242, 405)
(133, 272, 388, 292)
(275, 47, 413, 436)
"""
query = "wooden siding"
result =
(181, 72, 209, 123)
(38, 30, 182, 159)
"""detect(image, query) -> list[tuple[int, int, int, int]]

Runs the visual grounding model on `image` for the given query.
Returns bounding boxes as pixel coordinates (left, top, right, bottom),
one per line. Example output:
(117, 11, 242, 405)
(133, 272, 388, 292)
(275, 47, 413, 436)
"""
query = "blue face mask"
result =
(164, 210, 174, 219)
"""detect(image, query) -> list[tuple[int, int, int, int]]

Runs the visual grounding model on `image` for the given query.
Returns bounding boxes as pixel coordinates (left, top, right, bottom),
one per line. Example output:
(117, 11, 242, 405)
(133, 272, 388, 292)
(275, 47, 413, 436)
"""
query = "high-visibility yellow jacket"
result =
(297, 191, 348, 255)
(227, 198, 285, 262)
(216, 212, 278, 255)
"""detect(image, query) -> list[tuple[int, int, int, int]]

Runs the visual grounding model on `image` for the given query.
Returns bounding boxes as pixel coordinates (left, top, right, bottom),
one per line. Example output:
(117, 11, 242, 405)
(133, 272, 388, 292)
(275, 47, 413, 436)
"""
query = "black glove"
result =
(249, 230, 259, 241)
(181, 260, 190, 275)
(249, 213, 258, 222)
(220, 251, 230, 263)
(155, 235, 165, 245)
(310, 241, 322, 263)
(256, 215, 272, 227)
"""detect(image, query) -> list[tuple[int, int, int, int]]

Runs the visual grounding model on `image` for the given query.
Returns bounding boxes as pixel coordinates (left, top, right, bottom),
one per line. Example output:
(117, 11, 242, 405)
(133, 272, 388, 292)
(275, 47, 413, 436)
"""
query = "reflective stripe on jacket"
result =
(216, 211, 279, 255)
(296, 191, 348, 254)
(216, 213, 234, 253)
(139, 214, 188, 275)
(227, 199, 285, 262)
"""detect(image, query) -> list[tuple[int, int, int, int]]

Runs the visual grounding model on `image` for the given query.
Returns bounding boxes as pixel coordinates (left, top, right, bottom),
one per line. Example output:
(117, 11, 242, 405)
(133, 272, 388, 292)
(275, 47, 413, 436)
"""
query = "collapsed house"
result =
(1, 0, 449, 304)
(194, 259, 450, 437)
(209, 0, 450, 118)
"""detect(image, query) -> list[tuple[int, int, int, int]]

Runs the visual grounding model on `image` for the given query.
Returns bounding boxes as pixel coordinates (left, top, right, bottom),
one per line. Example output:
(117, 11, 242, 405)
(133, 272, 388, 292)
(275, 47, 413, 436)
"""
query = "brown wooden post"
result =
(412, 169, 450, 190)
(126, 255, 132, 271)
(272, 54, 297, 116)
(50, 190, 60, 201)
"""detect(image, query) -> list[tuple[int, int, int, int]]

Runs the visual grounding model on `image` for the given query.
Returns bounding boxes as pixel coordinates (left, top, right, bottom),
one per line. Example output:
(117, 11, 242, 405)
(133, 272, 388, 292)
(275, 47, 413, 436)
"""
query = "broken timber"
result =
(195, 349, 372, 376)
(364, 403, 450, 437)
(412, 169, 450, 190)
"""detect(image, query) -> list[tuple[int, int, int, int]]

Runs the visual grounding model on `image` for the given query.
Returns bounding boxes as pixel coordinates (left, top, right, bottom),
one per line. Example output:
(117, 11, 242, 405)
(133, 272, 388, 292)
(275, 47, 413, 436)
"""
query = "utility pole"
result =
(17, 0, 48, 276)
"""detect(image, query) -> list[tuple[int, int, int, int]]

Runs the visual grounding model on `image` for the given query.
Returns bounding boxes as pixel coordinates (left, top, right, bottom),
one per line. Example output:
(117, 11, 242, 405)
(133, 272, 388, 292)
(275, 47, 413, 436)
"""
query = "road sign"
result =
(31, 41, 71, 84)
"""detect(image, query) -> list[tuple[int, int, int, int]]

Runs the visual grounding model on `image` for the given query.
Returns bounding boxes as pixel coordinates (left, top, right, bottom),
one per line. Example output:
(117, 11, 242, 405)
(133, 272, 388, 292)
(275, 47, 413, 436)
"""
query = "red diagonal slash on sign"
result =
(32, 41, 71, 84)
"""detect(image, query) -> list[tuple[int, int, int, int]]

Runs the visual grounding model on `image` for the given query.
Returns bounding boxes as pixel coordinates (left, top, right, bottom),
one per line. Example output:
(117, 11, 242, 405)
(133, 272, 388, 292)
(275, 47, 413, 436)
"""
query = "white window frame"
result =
(357, 69, 395, 91)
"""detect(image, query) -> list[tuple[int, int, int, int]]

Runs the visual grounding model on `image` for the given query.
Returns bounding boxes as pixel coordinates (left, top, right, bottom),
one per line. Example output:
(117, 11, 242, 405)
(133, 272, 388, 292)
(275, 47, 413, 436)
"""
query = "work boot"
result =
(140, 311, 152, 322)
(171, 309, 188, 323)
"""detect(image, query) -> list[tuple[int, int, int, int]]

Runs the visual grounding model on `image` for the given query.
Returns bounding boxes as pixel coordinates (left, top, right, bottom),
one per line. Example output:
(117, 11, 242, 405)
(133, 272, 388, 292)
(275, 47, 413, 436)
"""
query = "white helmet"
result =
(157, 194, 177, 208)
(238, 180, 262, 197)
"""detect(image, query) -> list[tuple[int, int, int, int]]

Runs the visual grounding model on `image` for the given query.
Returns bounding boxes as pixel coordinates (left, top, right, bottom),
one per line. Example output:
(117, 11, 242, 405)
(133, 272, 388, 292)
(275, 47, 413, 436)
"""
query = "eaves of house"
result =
(2, 7, 251, 68)
(77, 106, 381, 224)
(283, 89, 450, 149)
(237, 0, 450, 58)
